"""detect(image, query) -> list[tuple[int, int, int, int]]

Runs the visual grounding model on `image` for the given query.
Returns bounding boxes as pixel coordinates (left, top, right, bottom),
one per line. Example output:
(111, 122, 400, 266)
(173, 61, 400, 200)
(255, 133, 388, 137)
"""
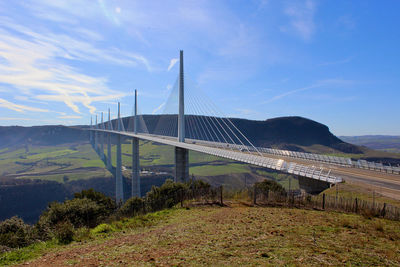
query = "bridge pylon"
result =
(175, 50, 189, 182)
(132, 90, 141, 197)
(100, 112, 105, 161)
(95, 115, 98, 152)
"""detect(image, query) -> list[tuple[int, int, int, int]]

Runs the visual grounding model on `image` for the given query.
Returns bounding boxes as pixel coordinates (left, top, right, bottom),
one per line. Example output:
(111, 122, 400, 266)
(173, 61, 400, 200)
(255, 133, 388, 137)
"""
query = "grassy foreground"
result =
(4, 204, 400, 266)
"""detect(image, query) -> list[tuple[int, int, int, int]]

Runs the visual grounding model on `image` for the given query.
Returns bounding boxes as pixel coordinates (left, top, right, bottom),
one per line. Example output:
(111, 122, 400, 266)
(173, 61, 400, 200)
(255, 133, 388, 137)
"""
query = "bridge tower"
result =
(175, 50, 189, 182)
(132, 90, 141, 197)
(100, 112, 105, 161)
(94, 115, 98, 152)
(106, 108, 112, 170)
(90, 116, 93, 146)
(115, 102, 124, 203)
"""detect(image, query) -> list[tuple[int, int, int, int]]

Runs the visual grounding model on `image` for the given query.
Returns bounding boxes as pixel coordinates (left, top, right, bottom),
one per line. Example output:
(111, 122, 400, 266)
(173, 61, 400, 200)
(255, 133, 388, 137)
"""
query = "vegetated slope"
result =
(341, 135, 400, 153)
(0, 125, 87, 149)
(0, 116, 362, 153)
(13, 205, 400, 266)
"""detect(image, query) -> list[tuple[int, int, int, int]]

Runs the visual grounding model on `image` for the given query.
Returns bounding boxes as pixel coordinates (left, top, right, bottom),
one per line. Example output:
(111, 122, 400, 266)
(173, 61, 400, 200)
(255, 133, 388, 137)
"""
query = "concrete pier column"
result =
(298, 176, 330, 194)
(131, 90, 141, 197)
(175, 147, 189, 182)
(115, 102, 123, 203)
(107, 108, 112, 171)
(132, 137, 140, 197)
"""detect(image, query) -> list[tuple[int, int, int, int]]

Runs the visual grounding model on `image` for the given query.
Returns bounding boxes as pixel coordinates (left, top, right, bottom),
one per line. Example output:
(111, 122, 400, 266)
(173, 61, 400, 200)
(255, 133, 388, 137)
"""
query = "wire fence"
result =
(252, 189, 400, 221)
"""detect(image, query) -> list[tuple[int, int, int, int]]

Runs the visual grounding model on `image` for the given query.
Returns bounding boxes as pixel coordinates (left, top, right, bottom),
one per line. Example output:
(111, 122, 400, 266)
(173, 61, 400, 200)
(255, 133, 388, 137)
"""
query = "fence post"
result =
(322, 193, 326, 210)
(381, 203, 387, 218)
(372, 190, 375, 211)
(253, 186, 257, 206)
(220, 185, 223, 206)
(180, 189, 184, 208)
(355, 198, 358, 213)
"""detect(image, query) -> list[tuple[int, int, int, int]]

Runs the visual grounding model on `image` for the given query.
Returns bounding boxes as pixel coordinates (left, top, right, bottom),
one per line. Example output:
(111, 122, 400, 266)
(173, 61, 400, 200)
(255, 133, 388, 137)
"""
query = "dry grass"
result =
(15, 204, 400, 266)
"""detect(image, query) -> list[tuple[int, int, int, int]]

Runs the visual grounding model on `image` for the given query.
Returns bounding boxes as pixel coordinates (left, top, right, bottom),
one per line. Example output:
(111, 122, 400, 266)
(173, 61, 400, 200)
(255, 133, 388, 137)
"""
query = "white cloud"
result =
(58, 115, 82, 119)
(167, 58, 179, 71)
(0, 18, 139, 115)
(0, 98, 48, 113)
(282, 0, 316, 41)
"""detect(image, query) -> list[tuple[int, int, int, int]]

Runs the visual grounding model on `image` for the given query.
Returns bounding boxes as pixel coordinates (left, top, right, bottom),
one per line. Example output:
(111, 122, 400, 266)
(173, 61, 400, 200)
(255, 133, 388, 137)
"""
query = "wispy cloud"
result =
(0, 98, 48, 113)
(0, 18, 140, 114)
(281, 0, 316, 41)
(167, 58, 179, 71)
(58, 115, 82, 119)
(263, 79, 354, 103)
(318, 56, 354, 66)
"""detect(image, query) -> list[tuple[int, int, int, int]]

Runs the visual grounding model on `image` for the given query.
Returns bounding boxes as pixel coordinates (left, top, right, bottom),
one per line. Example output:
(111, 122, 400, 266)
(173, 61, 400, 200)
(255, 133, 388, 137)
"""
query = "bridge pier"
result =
(298, 176, 331, 194)
(132, 137, 140, 197)
(115, 102, 123, 203)
(116, 135, 123, 203)
(100, 112, 105, 161)
(107, 108, 112, 171)
(175, 147, 189, 182)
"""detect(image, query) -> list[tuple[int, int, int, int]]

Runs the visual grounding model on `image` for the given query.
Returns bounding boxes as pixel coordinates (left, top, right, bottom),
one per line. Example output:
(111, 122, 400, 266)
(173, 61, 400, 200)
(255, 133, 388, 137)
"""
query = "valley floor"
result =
(14, 204, 400, 266)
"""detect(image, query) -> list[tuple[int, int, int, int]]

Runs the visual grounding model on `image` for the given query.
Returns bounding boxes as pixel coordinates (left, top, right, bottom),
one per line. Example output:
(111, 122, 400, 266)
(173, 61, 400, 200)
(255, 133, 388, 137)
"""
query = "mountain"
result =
(133, 115, 362, 153)
(0, 125, 88, 148)
(0, 116, 361, 153)
(340, 135, 400, 153)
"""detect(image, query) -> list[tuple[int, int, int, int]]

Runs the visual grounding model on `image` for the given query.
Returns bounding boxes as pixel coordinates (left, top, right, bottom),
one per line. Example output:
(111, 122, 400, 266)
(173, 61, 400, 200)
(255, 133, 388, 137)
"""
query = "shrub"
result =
(146, 179, 188, 211)
(54, 221, 74, 244)
(74, 189, 116, 216)
(91, 223, 116, 235)
(73, 227, 92, 242)
(254, 179, 286, 195)
(0, 217, 34, 248)
(118, 197, 144, 217)
(38, 198, 106, 229)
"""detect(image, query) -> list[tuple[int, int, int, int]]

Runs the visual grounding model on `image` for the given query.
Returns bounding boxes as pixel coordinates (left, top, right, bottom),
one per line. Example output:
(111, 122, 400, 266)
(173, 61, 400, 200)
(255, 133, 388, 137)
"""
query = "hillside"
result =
(0, 116, 362, 153)
(341, 135, 400, 153)
(3, 205, 400, 266)
(120, 115, 361, 153)
(0, 125, 87, 149)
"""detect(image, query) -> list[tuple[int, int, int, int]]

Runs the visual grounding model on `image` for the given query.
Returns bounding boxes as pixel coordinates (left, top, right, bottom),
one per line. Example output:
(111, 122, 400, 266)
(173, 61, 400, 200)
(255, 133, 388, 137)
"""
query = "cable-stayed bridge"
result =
(88, 51, 400, 203)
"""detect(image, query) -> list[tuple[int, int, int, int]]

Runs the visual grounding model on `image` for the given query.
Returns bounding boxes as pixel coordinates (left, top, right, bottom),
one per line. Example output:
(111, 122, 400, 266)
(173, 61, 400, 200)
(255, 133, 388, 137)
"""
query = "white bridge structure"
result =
(88, 51, 397, 202)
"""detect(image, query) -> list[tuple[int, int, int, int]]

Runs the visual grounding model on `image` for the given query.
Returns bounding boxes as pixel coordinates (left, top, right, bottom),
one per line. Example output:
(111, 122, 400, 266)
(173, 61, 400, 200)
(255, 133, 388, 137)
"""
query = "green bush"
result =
(73, 227, 92, 242)
(91, 223, 116, 235)
(146, 179, 187, 211)
(54, 221, 74, 244)
(38, 198, 106, 229)
(119, 197, 144, 217)
(74, 189, 116, 216)
(0, 217, 34, 248)
(254, 179, 286, 195)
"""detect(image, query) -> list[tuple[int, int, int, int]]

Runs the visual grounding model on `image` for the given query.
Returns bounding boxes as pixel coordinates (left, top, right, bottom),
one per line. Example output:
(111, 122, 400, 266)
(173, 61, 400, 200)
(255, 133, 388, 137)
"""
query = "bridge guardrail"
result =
(91, 129, 343, 184)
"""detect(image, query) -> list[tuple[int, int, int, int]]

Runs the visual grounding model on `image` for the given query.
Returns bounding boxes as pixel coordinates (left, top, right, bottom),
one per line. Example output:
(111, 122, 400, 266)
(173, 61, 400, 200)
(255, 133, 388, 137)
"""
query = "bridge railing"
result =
(90, 128, 343, 183)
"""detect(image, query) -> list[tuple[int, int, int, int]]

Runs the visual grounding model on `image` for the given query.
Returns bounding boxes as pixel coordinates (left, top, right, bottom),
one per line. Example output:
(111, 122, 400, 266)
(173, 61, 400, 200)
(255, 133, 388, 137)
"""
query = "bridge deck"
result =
(92, 129, 342, 184)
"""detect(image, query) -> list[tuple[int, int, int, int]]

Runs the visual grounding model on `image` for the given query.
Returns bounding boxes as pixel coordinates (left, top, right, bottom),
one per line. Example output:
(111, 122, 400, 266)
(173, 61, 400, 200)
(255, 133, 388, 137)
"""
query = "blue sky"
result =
(0, 0, 399, 136)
